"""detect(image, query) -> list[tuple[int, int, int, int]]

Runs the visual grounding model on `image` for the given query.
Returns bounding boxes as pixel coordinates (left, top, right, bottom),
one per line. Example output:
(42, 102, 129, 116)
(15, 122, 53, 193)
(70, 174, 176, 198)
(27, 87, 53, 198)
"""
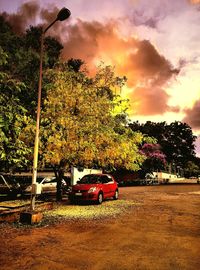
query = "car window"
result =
(101, 176, 109, 183)
(49, 178, 57, 183)
(80, 175, 102, 184)
(0, 175, 6, 185)
(37, 177, 44, 183)
(105, 175, 114, 183)
(41, 178, 51, 184)
(41, 177, 56, 184)
(1, 175, 20, 187)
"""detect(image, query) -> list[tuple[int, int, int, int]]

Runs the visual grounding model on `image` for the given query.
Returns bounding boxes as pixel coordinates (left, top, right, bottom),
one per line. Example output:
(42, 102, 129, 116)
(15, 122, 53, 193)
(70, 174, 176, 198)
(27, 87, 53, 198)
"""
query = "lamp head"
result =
(56, 8, 71, 21)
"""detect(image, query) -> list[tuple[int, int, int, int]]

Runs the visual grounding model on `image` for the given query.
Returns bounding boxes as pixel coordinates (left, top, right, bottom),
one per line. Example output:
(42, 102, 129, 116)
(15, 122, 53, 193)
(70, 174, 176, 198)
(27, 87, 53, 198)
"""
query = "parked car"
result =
(69, 174, 119, 204)
(0, 174, 21, 198)
(22, 176, 69, 196)
(146, 179, 159, 185)
(117, 179, 146, 186)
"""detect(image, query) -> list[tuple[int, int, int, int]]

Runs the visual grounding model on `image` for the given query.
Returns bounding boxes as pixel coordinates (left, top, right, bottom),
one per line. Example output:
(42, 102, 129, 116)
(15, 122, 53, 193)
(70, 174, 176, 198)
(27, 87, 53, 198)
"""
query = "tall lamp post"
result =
(30, 7, 71, 211)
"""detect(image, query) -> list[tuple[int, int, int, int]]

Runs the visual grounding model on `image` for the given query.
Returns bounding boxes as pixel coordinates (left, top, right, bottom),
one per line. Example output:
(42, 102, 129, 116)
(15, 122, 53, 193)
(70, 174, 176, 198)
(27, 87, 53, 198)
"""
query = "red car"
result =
(69, 174, 119, 204)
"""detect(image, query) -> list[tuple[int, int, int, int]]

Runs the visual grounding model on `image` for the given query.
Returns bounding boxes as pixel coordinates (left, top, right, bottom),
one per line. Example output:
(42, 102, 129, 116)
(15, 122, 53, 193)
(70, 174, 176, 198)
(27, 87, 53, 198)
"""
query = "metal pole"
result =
(29, 7, 71, 211)
(30, 32, 44, 211)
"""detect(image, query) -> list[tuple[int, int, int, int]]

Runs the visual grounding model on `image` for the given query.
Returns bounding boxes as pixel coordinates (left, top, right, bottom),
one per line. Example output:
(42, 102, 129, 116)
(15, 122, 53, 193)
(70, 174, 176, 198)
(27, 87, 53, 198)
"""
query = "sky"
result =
(1, 0, 200, 155)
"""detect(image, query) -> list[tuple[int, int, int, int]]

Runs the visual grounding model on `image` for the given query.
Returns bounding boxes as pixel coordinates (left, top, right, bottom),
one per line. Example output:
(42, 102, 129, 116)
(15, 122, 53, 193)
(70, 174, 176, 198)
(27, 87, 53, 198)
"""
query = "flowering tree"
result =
(39, 63, 146, 200)
(140, 143, 166, 176)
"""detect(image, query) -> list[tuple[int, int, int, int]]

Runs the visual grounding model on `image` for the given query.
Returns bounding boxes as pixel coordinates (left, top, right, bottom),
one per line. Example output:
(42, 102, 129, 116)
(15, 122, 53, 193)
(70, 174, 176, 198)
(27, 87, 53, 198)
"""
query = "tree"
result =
(140, 143, 166, 177)
(0, 17, 63, 115)
(129, 121, 197, 174)
(184, 160, 200, 178)
(67, 58, 85, 72)
(0, 16, 151, 197)
(165, 122, 196, 167)
(0, 46, 32, 172)
(39, 64, 146, 200)
(0, 17, 64, 173)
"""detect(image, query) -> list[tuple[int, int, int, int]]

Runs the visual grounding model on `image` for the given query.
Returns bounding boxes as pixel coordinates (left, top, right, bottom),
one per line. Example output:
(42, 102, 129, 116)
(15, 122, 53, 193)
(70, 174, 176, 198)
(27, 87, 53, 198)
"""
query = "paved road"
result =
(119, 183, 200, 196)
(0, 184, 200, 270)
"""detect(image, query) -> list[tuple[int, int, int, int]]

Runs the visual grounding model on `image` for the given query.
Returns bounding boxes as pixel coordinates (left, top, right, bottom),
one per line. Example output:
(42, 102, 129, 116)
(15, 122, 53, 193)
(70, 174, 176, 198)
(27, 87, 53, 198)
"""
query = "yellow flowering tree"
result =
(40, 63, 147, 199)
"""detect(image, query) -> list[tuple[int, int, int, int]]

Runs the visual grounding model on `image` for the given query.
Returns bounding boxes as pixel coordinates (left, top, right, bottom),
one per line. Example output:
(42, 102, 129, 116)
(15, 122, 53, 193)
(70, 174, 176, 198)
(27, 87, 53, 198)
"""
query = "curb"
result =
(0, 202, 53, 223)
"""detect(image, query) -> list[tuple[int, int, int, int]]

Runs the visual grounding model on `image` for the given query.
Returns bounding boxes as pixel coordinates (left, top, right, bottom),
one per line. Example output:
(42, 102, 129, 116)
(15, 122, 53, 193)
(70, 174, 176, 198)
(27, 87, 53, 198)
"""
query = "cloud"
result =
(129, 86, 170, 115)
(1, 1, 40, 34)
(129, 0, 188, 29)
(60, 20, 179, 116)
(183, 100, 200, 130)
(0, 1, 67, 36)
(190, 0, 200, 4)
(0, 0, 179, 117)
(119, 39, 179, 86)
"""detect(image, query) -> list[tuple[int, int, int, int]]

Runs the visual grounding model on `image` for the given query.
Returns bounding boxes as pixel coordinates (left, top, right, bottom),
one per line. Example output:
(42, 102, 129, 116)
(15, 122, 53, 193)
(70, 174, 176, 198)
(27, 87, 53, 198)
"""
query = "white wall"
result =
(71, 167, 102, 185)
(153, 172, 177, 179)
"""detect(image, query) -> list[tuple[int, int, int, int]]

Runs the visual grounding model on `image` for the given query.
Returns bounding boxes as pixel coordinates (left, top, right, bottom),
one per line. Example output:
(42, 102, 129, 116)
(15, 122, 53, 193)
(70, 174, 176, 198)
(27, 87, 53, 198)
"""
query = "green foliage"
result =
(41, 64, 146, 172)
(0, 53, 32, 171)
(67, 58, 84, 72)
(0, 17, 63, 115)
(184, 160, 200, 178)
(129, 120, 197, 174)
(0, 46, 8, 67)
(0, 16, 149, 175)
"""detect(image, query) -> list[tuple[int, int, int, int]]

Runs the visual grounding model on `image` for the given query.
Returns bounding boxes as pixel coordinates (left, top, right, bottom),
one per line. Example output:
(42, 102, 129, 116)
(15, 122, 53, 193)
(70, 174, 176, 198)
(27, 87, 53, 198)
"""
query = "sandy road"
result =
(0, 184, 200, 270)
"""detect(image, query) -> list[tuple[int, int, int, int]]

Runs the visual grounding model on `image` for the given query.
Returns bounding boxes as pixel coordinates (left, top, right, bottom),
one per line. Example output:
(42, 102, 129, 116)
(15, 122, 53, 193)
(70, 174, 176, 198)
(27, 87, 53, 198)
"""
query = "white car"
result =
(0, 174, 21, 198)
(23, 177, 68, 195)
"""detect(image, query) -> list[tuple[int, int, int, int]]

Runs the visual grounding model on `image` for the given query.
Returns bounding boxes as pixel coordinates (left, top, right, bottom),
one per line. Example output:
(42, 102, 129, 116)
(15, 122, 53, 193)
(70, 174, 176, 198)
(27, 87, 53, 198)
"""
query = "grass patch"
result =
(44, 199, 137, 221)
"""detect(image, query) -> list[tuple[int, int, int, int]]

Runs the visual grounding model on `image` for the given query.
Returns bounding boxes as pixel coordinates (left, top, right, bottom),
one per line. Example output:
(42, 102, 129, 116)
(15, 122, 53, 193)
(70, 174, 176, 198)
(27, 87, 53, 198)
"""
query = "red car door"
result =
(106, 175, 116, 197)
(101, 175, 116, 198)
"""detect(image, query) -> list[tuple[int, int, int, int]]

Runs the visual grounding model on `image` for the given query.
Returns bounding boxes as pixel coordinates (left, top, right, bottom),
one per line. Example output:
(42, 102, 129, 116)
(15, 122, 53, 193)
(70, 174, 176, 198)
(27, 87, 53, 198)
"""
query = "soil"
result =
(0, 184, 200, 270)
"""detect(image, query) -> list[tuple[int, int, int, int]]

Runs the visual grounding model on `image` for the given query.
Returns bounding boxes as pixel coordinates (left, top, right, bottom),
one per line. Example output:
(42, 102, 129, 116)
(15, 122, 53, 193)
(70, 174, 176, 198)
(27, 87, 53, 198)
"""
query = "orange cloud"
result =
(1, 2, 179, 117)
(189, 0, 200, 4)
(184, 100, 200, 131)
(61, 20, 179, 116)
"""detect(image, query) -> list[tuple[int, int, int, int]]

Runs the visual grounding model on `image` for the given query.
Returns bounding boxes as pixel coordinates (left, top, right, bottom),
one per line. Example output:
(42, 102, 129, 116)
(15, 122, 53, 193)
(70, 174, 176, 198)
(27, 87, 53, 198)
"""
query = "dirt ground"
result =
(0, 184, 200, 270)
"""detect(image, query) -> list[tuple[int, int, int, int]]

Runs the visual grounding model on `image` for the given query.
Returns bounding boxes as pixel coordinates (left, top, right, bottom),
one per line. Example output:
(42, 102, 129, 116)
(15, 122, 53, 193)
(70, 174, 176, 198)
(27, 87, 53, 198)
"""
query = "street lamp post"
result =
(30, 7, 71, 211)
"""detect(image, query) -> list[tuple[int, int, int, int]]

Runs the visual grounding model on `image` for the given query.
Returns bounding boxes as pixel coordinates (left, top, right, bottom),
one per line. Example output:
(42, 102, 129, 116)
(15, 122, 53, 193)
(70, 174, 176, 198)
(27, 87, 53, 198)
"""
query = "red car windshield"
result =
(79, 175, 109, 184)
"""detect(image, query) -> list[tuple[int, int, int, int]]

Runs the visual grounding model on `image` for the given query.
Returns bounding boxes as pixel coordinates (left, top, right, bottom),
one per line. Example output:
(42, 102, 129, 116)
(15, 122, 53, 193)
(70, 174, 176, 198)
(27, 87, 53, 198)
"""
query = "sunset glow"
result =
(1, 0, 200, 154)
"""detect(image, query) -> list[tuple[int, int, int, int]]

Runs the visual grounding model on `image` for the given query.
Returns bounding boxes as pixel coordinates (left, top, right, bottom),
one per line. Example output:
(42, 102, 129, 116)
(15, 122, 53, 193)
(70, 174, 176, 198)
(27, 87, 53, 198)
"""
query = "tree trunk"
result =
(54, 160, 69, 201)
(53, 166, 63, 201)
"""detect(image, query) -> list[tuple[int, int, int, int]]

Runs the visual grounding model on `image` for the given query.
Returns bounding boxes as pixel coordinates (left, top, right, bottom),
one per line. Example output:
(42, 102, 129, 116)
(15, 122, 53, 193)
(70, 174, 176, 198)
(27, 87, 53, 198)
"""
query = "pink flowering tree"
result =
(140, 143, 166, 176)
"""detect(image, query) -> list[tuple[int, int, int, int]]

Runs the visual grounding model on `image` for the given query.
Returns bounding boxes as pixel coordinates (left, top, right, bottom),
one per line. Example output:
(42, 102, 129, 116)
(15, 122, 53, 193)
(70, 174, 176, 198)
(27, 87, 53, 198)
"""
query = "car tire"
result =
(113, 190, 119, 200)
(69, 197, 76, 204)
(97, 192, 103, 204)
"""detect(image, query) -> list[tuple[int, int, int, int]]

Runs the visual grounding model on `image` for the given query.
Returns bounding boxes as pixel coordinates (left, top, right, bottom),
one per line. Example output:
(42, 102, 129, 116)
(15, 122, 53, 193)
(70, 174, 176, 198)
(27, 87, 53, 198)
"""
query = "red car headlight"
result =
(88, 187, 97, 193)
